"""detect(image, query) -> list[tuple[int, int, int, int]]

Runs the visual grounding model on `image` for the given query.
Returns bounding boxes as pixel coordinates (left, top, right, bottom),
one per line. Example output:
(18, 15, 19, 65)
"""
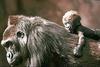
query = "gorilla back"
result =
(1, 15, 76, 67)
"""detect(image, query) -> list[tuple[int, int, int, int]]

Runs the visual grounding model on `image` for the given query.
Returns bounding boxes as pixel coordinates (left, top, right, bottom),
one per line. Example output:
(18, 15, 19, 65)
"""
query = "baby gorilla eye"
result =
(16, 31, 24, 38)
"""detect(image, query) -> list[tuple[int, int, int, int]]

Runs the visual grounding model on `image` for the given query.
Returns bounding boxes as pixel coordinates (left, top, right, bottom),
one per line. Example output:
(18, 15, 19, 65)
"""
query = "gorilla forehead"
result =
(3, 25, 17, 40)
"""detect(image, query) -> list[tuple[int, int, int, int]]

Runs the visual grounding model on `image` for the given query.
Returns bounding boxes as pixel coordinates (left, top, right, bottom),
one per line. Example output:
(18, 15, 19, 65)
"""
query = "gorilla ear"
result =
(8, 15, 18, 25)
(17, 31, 24, 38)
(8, 15, 24, 25)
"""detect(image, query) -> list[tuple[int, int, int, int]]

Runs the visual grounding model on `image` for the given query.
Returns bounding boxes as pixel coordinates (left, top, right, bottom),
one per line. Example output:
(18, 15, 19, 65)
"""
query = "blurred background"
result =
(0, 0, 100, 67)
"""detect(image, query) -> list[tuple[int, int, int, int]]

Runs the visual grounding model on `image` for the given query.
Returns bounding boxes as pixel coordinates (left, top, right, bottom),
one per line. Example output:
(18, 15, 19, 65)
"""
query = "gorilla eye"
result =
(4, 41, 13, 48)
(17, 31, 24, 38)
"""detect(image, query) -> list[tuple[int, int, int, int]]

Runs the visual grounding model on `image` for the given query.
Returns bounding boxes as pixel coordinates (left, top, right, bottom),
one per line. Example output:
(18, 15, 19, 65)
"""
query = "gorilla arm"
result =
(78, 31, 84, 45)
(73, 31, 85, 56)
(78, 25, 100, 40)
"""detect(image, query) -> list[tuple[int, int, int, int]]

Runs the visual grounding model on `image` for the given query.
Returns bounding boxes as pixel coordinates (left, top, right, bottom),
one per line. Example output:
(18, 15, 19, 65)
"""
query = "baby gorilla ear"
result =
(17, 31, 24, 38)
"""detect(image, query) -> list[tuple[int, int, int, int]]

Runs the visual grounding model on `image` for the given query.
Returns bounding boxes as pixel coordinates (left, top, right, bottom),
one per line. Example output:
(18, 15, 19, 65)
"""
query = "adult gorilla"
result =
(1, 15, 100, 67)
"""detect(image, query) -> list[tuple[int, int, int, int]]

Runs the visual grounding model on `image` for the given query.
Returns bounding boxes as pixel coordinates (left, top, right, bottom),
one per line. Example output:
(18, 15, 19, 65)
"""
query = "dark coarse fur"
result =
(2, 16, 76, 67)
(19, 16, 74, 67)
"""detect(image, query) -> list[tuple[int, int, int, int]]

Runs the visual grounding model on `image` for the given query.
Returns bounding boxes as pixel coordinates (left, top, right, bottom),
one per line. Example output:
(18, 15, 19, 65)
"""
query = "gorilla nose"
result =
(1, 40, 13, 48)
(7, 51, 13, 59)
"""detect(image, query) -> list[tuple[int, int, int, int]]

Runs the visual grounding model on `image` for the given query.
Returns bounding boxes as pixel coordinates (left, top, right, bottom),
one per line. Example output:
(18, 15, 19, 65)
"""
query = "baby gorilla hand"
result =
(73, 44, 82, 57)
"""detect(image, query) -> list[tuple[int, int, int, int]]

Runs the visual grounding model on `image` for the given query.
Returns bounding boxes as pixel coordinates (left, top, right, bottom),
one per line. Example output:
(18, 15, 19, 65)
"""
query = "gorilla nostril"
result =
(7, 52, 13, 59)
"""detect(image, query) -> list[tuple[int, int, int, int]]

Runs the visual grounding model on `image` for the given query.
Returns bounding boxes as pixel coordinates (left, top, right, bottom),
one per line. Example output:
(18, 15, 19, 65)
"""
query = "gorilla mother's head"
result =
(1, 15, 72, 67)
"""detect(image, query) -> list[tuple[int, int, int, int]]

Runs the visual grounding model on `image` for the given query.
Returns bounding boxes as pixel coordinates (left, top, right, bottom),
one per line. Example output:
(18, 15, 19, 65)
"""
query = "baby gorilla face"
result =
(62, 10, 81, 33)
(64, 22, 72, 32)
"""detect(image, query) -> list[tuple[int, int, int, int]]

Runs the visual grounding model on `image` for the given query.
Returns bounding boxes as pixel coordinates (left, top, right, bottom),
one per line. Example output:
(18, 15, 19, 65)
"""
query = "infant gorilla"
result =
(62, 10, 100, 57)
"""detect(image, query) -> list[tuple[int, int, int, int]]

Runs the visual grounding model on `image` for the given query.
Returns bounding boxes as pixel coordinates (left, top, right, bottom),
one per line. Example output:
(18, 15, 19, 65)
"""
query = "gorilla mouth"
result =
(6, 51, 23, 66)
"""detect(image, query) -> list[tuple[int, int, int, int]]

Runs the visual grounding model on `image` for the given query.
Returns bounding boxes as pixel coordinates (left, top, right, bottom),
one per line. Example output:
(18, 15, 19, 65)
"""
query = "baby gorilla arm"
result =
(73, 31, 85, 57)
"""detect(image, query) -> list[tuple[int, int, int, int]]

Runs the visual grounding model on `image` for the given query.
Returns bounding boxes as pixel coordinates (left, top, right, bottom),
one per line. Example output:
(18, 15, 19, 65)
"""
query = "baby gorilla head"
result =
(62, 10, 81, 33)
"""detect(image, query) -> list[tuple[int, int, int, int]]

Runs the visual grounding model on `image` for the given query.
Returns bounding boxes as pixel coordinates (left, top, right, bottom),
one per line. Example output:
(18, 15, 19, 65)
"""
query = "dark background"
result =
(0, 0, 100, 66)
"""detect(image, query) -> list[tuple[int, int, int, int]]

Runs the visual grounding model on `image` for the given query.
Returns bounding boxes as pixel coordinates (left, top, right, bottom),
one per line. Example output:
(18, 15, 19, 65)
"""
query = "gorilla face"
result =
(1, 16, 28, 66)
(63, 14, 81, 33)
(62, 10, 81, 33)
(1, 26, 23, 66)
(64, 22, 72, 32)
